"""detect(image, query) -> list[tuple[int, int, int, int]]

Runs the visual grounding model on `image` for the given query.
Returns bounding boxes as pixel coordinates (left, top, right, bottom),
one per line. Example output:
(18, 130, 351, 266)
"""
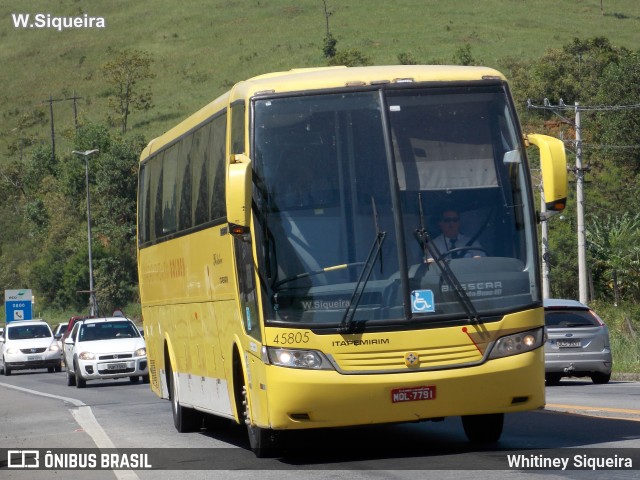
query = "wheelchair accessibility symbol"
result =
(411, 289, 435, 313)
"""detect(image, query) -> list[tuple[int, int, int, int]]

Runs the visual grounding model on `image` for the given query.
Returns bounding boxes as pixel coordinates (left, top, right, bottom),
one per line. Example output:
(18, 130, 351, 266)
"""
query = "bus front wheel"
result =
(242, 384, 281, 457)
(461, 413, 504, 444)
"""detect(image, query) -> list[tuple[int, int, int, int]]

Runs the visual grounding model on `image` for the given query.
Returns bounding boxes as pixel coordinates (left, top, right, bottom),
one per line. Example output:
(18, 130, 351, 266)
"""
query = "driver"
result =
(427, 209, 485, 262)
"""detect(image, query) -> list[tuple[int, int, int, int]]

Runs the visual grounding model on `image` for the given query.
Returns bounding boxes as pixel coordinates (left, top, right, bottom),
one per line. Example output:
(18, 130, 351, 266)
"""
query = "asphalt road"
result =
(1, 370, 639, 480)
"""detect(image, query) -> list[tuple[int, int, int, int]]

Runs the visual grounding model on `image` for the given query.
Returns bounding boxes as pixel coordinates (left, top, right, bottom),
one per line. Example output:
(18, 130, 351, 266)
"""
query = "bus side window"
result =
(178, 134, 193, 231)
(192, 125, 209, 226)
(230, 102, 245, 155)
(209, 113, 227, 221)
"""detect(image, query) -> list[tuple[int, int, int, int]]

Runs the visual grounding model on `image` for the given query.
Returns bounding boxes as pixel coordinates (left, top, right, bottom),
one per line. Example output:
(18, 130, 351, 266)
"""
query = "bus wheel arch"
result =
(165, 341, 203, 432)
(231, 344, 281, 457)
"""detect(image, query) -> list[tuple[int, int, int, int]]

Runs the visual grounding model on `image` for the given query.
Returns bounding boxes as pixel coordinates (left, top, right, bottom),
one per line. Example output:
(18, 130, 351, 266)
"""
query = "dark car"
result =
(543, 299, 612, 385)
(60, 316, 92, 364)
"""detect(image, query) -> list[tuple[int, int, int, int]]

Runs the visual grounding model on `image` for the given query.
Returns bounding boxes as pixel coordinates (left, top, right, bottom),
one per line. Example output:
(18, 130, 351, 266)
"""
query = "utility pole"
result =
(540, 189, 550, 299)
(44, 92, 84, 162)
(73, 148, 100, 317)
(47, 95, 56, 164)
(529, 97, 640, 303)
(574, 102, 588, 304)
(528, 99, 589, 303)
(71, 90, 83, 131)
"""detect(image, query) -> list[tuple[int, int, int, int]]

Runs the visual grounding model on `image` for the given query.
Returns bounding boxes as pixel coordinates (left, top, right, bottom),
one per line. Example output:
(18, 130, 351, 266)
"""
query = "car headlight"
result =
(135, 347, 146, 357)
(79, 352, 96, 360)
(6, 347, 20, 355)
(266, 347, 334, 370)
(488, 327, 544, 360)
(49, 343, 60, 352)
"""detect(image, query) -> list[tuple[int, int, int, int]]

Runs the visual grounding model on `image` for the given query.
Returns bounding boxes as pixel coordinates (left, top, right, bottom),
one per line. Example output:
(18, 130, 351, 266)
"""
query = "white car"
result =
(53, 322, 69, 352)
(0, 320, 62, 376)
(64, 317, 148, 388)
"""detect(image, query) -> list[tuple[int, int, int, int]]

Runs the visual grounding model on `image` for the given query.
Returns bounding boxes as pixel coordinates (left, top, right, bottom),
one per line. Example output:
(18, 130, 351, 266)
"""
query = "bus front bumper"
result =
(260, 350, 545, 430)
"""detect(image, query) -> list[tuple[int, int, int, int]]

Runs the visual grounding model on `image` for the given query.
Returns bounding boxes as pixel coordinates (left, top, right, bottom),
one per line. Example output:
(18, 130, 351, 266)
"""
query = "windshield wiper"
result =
(272, 262, 365, 291)
(339, 197, 387, 333)
(415, 193, 482, 325)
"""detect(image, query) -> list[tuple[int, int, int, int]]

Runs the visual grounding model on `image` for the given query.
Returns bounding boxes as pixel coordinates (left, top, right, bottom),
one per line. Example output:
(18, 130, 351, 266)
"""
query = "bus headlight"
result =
(266, 347, 334, 370)
(488, 327, 544, 359)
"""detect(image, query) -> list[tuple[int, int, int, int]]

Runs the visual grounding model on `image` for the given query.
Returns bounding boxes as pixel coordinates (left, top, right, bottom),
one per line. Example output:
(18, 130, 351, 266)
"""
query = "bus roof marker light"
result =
(345, 81, 367, 87)
(229, 224, 250, 236)
(393, 78, 414, 83)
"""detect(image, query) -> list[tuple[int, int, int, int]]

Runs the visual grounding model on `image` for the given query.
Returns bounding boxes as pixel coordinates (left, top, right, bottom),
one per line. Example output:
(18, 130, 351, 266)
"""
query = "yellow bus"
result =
(137, 65, 567, 456)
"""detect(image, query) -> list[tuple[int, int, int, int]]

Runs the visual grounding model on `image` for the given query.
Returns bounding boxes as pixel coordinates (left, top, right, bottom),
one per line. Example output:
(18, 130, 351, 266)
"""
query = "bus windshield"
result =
(252, 84, 537, 329)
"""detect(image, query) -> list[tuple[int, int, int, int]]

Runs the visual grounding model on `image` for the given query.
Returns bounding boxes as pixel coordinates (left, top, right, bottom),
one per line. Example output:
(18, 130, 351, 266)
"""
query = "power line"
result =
(572, 143, 640, 151)
(527, 98, 640, 111)
(42, 91, 83, 162)
(529, 100, 589, 303)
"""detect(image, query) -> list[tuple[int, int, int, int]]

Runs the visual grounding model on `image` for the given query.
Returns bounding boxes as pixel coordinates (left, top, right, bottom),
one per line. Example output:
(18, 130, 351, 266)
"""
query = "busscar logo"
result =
(8, 450, 39, 468)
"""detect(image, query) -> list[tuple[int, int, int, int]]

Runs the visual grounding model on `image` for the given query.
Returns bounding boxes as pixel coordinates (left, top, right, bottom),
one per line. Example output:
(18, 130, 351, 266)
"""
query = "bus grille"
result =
(331, 343, 482, 372)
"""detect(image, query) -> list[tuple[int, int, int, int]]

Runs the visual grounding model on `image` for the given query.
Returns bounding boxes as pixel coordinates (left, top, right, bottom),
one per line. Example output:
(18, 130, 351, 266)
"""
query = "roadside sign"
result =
(4, 289, 33, 322)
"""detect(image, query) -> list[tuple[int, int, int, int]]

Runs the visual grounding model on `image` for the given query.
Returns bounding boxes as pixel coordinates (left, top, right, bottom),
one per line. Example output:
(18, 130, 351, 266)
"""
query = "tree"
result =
(508, 37, 628, 119)
(506, 37, 640, 302)
(453, 44, 476, 66)
(102, 49, 155, 134)
(328, 48, 372, 67)
(18, 123, 145, 313)
(588, 213, 640, 302)
(320, 1, 337, 58)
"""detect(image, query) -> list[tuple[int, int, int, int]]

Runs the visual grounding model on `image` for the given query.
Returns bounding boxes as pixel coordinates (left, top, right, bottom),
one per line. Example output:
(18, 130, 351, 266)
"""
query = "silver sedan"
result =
(543, 298, 612, 385)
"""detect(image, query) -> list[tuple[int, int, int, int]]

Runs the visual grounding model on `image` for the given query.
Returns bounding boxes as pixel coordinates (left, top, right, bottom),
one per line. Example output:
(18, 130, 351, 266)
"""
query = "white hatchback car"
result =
(64, 317, 148, 388)
(0, 320, 62, 375)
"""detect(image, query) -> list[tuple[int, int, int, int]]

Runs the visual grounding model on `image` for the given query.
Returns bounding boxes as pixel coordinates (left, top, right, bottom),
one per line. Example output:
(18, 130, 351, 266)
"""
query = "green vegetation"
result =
(1, 1, 639, 372)
(592, 302, 640, 377)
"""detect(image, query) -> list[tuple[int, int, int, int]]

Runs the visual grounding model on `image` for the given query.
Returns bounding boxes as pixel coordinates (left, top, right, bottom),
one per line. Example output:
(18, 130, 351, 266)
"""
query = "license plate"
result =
(107, 362, 127, 370)
(557, 340, 581, 348)
(391, 385, 436, 403)
(27, 355, 42, 362)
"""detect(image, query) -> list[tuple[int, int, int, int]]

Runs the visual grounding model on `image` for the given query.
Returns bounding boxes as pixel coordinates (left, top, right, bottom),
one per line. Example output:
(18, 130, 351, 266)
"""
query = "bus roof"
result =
(141, 65, 506, 159)
(236, 64, 505, 98)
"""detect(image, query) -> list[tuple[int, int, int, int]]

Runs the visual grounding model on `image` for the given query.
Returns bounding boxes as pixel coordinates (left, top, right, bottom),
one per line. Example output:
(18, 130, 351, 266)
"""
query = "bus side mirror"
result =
(227, 154, 252, 233)
(526, 134, 568, 211)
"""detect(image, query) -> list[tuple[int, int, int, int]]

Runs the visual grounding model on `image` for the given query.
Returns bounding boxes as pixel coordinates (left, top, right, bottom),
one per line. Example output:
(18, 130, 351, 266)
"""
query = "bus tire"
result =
(545, 373, 562, 386)
(168, 360, 202, 432)
(242, 383, 281, 457)
(462, 413, 504, 444)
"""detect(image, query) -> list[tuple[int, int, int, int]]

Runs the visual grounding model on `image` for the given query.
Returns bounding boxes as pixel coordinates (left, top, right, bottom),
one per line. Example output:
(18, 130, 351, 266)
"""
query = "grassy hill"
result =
(2, 0, 640, 158)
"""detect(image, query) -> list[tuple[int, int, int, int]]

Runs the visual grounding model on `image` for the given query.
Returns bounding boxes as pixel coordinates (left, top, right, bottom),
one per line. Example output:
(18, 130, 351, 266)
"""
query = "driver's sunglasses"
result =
(441, 217, 460, 223)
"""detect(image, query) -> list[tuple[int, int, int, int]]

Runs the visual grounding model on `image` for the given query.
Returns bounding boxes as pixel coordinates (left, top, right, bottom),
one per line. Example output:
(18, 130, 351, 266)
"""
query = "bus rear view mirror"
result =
(526, 134, 568, 211)
(227, 154, 252, 232)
